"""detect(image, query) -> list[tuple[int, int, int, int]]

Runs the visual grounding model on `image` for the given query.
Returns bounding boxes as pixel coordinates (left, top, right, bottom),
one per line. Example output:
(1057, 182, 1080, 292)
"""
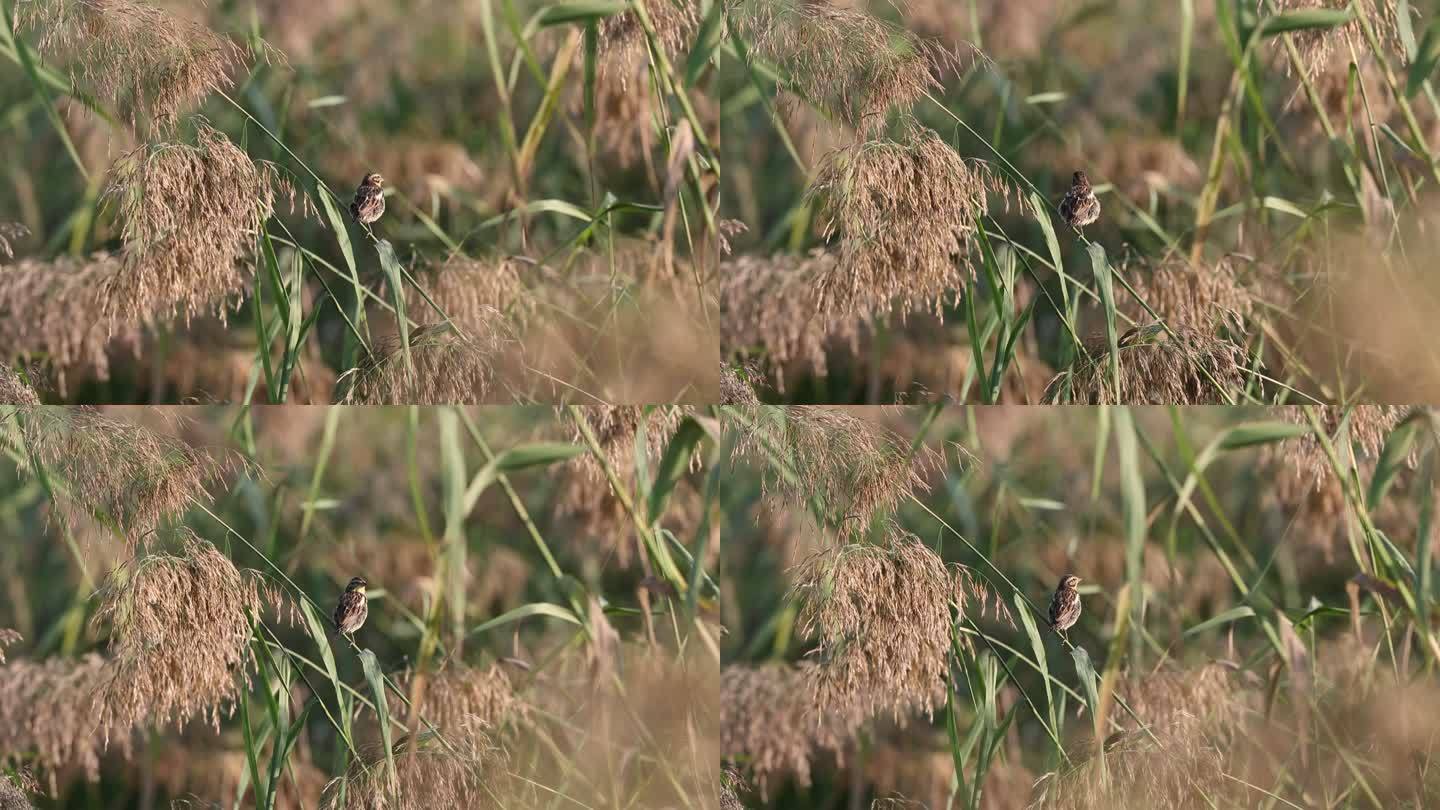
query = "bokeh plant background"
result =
(720, 0, 1440, 405)
(0, 401, 720, 808)
(721, 404, 1440, 808)
(0, 0, 721, 404)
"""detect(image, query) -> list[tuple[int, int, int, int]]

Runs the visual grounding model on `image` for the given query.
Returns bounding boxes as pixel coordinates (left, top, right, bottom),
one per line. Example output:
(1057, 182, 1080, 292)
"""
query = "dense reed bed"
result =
(1, 0, 720, 403)
(721, 0, 1440, 405)
(722, 404, 1440, 809)
(0, 402, 720, 807)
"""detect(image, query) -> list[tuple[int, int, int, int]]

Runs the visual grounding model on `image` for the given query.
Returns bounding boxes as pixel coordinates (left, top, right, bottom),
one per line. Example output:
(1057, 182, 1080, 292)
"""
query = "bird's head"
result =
(1060, 574, 1082, 590)
(363, 172, 384, 188)
(346, 576, 368, 594)
(1072, 171, 1089, 187)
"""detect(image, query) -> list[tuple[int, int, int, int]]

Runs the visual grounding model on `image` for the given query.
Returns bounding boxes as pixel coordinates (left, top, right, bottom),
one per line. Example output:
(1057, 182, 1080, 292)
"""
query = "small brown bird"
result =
(1059, 171, 1101, 232)
(1047, 574, 1082, 640)
(333, 576, 369, 636)
(349, 172, 386, 225)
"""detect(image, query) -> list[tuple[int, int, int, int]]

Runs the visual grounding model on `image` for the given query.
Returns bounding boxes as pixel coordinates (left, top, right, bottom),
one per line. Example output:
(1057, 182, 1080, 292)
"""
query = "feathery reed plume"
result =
(0, 253, 140, 390)
(597, 0, 700, 81)
(0, 653, 110, 782)
(1122, 256, 1254, 331)
(417, 254, 533, 329)
(720, 766, 747, 810)
(1268, 405, 1408, 488)
(318, 720, 507, 809)
(1043, 325, 1245, 404)
(102, 121, 290, 327)
(731, 0, 964, 130)
(0, 368, 39, 406)
(0, 773, 32, 810)
(720, 362, 761, 405)
(720, 250, 862, 391)
(790, 529, 998, 728)
(10, 407, 234, 541)
(721, 663, 856, 797)
(808, 121, 1013, 319)
(732, 406, 940, 536)
(1033, 663, 1245, 809)
(0, 629, 19, 663)
(0, 223, 27, 260)
(20, 0, 242, 131)
(338, 321, 514, 405)
(90, 533, 273, 735)
(1275, 0, 1405, 81)
(393, 660, 528, 735)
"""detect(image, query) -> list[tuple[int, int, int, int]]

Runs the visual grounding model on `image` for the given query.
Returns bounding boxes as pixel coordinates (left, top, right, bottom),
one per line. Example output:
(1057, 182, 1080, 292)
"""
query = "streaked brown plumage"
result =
(334, 576, 369, 635)
(1059, 171, 1100, 230)
(1047, 573, 1082, 639)
(349, 172, 385, 225)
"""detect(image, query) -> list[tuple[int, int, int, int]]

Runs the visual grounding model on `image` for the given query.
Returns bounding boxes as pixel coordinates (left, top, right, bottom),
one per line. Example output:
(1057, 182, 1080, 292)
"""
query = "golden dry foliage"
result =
(8, 406, 234, 541)
(1045, 326, 1245, 404)
(808, 122, 1013, 320)
(791, 530, 992, 728)
(90, 533, 273, 734)
(0, 773, 33, 810)
(1275, 0, 1407, 80)
(720, 363, 761, 405)
(1121, 256, 1255, 331)
(102, 122, 293, 329)
(20, 0, 242, 132)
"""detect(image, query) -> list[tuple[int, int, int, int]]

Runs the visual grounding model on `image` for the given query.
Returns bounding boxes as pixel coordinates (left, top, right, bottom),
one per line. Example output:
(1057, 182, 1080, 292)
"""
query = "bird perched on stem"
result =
(1059, 171, 1100, 233)
(1047, 574, 1082, 641)
(349, 172, 386, 225)
(334, 576, 369, 636)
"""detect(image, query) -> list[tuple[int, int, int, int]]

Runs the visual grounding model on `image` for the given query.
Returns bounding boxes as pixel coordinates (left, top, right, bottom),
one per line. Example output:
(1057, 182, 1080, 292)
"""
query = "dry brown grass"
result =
(338, 321, 515, 405)
(0, 368, 40, 406)
(0, 653, 110, 782)
(721, 663, 854, 797)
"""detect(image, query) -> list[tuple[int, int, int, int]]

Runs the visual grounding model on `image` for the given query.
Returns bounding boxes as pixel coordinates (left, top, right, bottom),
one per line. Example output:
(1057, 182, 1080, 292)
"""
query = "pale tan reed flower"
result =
(338, 321, 515, 405)
(0, 368, 40, 406)
(732, 0, 965, 131)
(318, 720, 507, 809)
(102, 122, 291, 328)
(0, 223, 27, 260)
(0, 629, 19, 664)
(90, 533, 274, 736)
(1275, 0, 1406, 81)
(720, 250, 863, 391)
(731, 406, 939, 536)
(20, 0, 243, 132)
(0, 653, 110, 782)
(790, 529, 997, 728)
(1043, 325, 1245, 404)
(0, 253, 141, 391)
(808, 121, 1014, 319)
(394, 660, 528, 736)
(722, 663, 858, 797)
(9, 406, 234, 541)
